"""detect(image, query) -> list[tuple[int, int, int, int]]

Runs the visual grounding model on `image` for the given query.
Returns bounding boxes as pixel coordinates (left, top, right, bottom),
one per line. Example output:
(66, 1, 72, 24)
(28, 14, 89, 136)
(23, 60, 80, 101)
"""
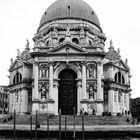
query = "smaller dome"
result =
(39, 0, 102, 31)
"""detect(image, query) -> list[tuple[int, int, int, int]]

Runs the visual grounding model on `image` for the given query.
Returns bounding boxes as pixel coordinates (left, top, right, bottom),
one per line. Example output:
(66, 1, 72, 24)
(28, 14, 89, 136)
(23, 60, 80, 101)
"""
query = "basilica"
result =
(8, 0, 131, 115)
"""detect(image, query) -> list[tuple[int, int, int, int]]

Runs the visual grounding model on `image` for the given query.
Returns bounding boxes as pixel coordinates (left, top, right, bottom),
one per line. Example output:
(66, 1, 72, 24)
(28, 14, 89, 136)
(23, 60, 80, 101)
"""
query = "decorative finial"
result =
(25, 39, 30, 51)
(125, 58, 128, 65)
(11, 58, 13, 65)
(80, 27, 85, 39)
(17, 49, 20, 57)
(66, 24, 71, 36)
(109, 40, 114, 51)
(117, 48, 120, 55)
(110, 40, 113, 48)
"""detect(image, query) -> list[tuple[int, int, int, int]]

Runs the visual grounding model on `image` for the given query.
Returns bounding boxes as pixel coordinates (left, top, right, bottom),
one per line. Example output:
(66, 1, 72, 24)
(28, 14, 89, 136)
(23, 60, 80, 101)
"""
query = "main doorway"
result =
(58, 69, 77, 115)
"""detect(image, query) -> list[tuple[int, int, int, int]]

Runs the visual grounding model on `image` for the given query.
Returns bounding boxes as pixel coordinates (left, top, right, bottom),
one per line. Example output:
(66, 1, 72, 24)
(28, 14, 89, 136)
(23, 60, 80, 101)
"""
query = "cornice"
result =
(30, 51, 105, 58)
(104, 79, 130, 88)
(9, 78, 33, 87)
(104, 62, 129, 72)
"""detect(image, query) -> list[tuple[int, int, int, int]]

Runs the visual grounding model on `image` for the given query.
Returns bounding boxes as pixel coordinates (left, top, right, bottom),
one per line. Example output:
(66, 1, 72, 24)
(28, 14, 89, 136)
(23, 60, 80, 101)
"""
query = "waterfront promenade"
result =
(1, 124, 140, 132)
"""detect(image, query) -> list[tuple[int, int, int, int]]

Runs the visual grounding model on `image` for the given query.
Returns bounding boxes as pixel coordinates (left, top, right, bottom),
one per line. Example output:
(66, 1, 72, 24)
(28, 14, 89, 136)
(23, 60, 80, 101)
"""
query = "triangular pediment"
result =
(47, 42, 87, 54)
(113, 60, 128, 70)
(9, 60, 24, 72)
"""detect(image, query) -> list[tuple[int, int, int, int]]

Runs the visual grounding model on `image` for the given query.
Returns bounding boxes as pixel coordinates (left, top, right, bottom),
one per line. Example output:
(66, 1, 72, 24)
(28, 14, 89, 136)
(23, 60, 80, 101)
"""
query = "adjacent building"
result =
(131, 98, 140, 118)
(7, 0, 131, 115)
(0, 86, 9, 114)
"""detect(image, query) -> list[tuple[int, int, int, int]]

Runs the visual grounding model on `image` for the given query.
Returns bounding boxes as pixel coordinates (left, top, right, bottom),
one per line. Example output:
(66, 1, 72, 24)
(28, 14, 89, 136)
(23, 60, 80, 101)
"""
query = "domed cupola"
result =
(38, 0, 102, 31)
(33, 0, 106, 52)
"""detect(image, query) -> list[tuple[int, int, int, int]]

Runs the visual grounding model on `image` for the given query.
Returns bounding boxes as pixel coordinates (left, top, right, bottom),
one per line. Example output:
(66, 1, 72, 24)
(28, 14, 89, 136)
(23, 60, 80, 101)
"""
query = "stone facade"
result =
(7, 0, 131, 115)
(131, 98, 140, 118)
(0, 86, 9, 114)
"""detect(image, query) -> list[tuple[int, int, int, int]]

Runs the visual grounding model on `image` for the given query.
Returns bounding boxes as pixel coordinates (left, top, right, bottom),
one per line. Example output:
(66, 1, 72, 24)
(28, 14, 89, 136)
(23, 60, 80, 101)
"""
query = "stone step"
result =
(0, 114, 132, 126)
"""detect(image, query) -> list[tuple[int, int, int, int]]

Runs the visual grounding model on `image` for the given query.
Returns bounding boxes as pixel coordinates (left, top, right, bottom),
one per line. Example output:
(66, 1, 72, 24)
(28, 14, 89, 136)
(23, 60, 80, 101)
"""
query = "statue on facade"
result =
(80, 28, 85, 39)
(11, 58, 13, 65)
(26, 39, 29, 50)
(66, 24, 71, 36)
(17, 49, 20, 56)
(89, 86, 94, 100)
(41, 85, 48, 99)
(89, 65, 95, 78)
(117, 48, 120, 55)
(125, 58, 128, 65)
(41, 68, 46, 78)
(40, 64, 48, 78)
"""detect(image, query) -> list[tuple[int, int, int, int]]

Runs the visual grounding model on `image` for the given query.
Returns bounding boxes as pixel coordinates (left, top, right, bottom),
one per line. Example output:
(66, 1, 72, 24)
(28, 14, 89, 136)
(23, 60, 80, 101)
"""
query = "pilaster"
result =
(33, 61, 39, 100)
(49, 61, 54, 99)
(77, 80, 82, 114)
(97, 61, 103, 100)
(126, 93, 130, 111)
(108, 89, 114, 113)
(21, 89, 28, 113)
(96, 61, 103, 115)
(82, 61, 87, 100)
(32, 61, 39, 113)
(53, 80, 59, 115)
(116, 91, 118, 113)
(122, 92, 124, 112)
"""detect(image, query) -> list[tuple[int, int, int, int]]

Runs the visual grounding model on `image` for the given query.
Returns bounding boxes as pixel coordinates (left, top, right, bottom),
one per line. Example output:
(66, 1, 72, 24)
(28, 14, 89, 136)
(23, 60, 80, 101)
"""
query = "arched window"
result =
(115, 73, 117, 82)
(114, 72, 125, 84)
(118, 72, 121, 83)
(13, 76, 16, 84)
(89, 40, 92, 46)
(59, 38, 65, 44)
(122, 75, 125, 84)
(72, 38, 79, 44)
(46, 40, 49, 46)
(118, 93, 121, 103)
(13, 72, 22, 84)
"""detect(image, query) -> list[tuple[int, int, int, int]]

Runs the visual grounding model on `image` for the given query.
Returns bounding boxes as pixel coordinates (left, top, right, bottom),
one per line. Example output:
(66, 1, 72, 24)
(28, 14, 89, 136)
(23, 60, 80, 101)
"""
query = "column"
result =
(9, 92, 13, 113)
(97, 61, 103, 100)
(49, 62, 54, 99)
(54, 81, 59, 115)
(82, 62, 87, 100)
(77, 80, 82, 114)
(109, 65, 113, 80)
(116, 91, 118, 113)
(21, 89, 28, 114)
(122, 92, 124, 113)
(108, 89, 113, 113)
(33, 61, 39, 100)
(32, 61, 39, 114)
(126, 93, 130, 111)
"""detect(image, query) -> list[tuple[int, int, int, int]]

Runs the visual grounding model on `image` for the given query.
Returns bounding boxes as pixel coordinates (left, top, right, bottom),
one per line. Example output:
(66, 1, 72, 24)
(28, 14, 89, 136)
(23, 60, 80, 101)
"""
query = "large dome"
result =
(39, 0, 102, 31)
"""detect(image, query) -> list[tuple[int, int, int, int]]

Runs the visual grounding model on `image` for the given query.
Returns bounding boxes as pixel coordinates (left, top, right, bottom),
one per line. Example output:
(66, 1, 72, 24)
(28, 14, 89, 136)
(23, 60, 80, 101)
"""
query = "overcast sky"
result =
(0, 0, 139, 98)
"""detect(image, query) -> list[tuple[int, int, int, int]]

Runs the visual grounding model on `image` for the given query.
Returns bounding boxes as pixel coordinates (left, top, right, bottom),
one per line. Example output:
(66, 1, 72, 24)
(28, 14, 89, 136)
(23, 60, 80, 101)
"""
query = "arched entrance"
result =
(58, 69, 77, 115)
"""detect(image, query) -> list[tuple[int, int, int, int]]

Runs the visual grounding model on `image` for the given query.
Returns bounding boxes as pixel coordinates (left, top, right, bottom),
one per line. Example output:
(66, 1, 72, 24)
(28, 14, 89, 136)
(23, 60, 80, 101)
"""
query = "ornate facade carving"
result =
(39, 82, 49, 100)
(39, 63, 49, 78)
(86, 82, 97, 100)
(87, 63, 97, 78)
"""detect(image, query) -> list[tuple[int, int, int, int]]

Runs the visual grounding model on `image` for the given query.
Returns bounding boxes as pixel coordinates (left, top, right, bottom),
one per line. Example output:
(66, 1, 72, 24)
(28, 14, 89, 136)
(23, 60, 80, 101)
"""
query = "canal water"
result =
(0, 137, 140, 140)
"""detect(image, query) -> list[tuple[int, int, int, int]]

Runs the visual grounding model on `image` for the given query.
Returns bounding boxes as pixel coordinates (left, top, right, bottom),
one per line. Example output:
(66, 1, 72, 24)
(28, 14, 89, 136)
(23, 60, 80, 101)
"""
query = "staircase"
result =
(0, 114, 132, 125)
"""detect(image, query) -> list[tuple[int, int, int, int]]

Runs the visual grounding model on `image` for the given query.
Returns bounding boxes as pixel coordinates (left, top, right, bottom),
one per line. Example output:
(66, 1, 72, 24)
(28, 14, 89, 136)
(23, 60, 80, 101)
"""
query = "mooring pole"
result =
(35, 110, 37, 140)
(65, 116, 67, 139)
(73, 107, 76, 139)
(82, 112, 85, 140)
(59, 109, 61, 140)
(47, 114, 49, 140)
(13, 110, 16, 140)
(30, 115, 32, 140)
